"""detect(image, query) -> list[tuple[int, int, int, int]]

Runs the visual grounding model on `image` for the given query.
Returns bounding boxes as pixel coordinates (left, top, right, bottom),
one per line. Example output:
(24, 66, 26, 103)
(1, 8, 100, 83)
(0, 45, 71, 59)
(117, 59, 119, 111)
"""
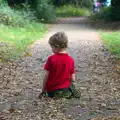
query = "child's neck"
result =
(58, 49, 67, 54)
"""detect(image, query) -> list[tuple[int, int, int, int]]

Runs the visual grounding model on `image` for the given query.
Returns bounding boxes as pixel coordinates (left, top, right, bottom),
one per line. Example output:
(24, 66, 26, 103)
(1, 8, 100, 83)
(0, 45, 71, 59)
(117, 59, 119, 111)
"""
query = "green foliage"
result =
(110, 0, 120, 21)
(102, 7, 113, 20)
(111, 0, 120, 6)
(16, 3, 37, 21)
(0, 23, 47, 61)
(34, 0, 56, 23)
(90, 6, 120, 21)
(0, 5, 26, 27)
(0, 3, 37, 27)
(52, 0, 93, 8)
(0, 42, 13, 62)
(89, 12, 102, 21)
(56, 5, 90, 17)
(111, 7, 120, 21)
(75, 0, 92, 8)
(0, 0, 5, 4)
(90, 0, 120, 21)
(89, 7, 113, 21)
(7, 0, 26, 6)
(101, 31, 120, 59)
(52, 0, 69, 6)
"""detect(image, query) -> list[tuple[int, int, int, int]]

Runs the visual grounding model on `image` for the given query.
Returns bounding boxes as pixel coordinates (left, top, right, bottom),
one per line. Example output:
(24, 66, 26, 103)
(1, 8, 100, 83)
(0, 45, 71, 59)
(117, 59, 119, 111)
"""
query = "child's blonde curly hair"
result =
(49, 32, 68, 48)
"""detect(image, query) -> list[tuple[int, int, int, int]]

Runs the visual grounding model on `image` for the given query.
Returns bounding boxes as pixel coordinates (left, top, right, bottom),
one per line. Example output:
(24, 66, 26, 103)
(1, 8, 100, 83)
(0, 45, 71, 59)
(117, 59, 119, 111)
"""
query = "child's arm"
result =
(38, 70, 49, 98)
(42, 70, 49, 92)
(71, 73, 75, 82)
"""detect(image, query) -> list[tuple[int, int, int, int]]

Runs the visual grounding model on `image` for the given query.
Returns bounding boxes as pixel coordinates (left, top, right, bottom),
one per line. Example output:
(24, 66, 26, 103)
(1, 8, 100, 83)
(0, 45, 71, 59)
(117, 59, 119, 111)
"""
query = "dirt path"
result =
(0, 17, 120, 120)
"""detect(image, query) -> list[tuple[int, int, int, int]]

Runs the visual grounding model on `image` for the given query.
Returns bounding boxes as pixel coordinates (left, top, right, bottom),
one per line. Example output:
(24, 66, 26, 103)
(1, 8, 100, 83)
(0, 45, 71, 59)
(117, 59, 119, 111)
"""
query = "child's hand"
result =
(38, 92, 44, 99)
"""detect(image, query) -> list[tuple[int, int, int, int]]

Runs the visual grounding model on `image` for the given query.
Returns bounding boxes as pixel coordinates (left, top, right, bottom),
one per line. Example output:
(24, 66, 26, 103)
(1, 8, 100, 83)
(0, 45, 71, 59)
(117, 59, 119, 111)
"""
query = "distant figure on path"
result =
(93, 0, 101, 12)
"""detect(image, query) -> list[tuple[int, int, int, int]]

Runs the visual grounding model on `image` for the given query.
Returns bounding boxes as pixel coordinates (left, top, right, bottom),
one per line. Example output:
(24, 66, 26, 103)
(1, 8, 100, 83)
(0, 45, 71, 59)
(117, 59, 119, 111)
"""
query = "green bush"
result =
(0, 4, 27, 27)
(102, 7, 112, 20)
(89, 0, 120, 22)
(111, 0, 120, 21)
(0, 3, 37, 27)
(0, 0, 6, 4)
(56, 5, 90, 17)
(111, 6, 120, 21)
(15, 3, 37, 21)
(0, 1, 56, 24)
(89, 7, 113, 21)
(35, 0, 56, 23)
(52, 0, 92, 8)
(0, 42, 13, 62)
(102, 6, 120, 21)
(75, 0, 92, 8)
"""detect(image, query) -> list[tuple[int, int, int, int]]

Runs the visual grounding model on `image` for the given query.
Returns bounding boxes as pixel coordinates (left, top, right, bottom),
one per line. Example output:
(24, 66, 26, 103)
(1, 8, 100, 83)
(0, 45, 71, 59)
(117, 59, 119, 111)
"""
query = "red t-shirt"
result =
(44, 53, 75, 92)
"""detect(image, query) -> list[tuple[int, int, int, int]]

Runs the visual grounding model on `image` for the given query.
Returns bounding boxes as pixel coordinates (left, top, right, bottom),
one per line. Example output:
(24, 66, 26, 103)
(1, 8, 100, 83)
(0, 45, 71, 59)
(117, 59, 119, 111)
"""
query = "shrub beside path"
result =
(0, 17, 120, 120)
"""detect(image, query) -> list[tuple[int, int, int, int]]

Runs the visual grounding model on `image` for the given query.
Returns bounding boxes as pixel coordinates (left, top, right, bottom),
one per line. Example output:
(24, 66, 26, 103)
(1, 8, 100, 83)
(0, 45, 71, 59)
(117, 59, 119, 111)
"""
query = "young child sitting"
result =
(38, 32, 80, 99)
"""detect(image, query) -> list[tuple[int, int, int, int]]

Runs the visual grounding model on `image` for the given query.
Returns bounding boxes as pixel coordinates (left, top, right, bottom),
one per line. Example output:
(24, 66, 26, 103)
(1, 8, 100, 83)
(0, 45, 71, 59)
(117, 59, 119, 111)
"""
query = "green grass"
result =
(56, 5, 90, 17)
(0, 22, 47, 61)
(101, 31, 120, 59)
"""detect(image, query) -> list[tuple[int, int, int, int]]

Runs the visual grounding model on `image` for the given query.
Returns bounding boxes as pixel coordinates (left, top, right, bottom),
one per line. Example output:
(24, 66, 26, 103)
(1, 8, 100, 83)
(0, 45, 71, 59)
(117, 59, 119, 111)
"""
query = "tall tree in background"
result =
(52, 0, 93, 7)
(51, 0, 70, 6)
(5, 0, 93, 8)
(7, 0, 26, 6)
(111, 0, 120, 6)
(111, 0, 120, 20)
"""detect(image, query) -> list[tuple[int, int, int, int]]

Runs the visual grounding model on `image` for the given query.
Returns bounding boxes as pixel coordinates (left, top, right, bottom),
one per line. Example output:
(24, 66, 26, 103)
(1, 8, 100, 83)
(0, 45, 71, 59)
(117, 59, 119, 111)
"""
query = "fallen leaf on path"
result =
(24, 52, 32, 57)
(8, 108, 16, 113)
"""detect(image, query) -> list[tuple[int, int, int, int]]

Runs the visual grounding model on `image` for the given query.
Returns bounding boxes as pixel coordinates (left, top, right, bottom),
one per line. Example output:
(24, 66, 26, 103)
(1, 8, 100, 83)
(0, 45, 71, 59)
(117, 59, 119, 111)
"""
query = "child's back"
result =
(44, 53, 74, 92)
(38, 32, 80, 98)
